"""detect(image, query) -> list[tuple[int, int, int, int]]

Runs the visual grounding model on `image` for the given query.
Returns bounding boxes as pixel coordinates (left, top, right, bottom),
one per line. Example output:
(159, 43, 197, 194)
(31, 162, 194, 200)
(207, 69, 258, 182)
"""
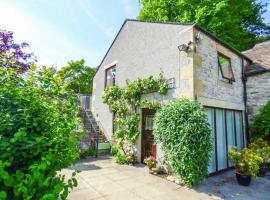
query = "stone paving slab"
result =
(63, 156, 270, 200)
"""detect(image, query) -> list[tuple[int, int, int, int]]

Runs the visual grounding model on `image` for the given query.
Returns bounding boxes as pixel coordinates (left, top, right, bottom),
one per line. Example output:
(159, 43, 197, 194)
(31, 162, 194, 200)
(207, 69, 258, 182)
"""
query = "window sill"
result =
(218, 79, 234, 88)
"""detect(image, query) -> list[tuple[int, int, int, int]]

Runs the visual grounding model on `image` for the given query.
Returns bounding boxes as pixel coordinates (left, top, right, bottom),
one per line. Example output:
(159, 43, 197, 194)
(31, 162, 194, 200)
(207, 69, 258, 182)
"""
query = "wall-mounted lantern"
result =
(178, 41, 193, 53)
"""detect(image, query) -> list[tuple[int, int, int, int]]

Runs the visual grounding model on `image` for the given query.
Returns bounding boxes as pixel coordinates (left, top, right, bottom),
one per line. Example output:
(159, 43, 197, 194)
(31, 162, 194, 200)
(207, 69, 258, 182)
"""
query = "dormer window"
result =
(218, 53, 235, 83)
(105, 66, 116, 87)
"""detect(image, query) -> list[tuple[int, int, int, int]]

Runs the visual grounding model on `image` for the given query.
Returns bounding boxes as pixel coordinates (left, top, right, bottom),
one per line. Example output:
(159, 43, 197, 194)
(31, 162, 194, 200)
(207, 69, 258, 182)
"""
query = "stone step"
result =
(79, 109, 108, 144)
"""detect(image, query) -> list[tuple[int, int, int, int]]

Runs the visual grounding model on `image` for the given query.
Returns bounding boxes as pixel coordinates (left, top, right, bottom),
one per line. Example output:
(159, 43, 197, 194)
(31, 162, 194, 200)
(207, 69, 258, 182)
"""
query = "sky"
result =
(0, 0, 269, 69)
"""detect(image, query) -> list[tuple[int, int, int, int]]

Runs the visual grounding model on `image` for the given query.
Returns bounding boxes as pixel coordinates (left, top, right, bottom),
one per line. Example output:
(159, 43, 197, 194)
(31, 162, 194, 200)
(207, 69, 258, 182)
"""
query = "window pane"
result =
(226, 111, 236, 167)
(218, 54, 233, 80)
(216, 109, 227, 170)
(105, 67, 116, 87)
(235, 112, 244, 151)
(111, 68, 116, 85)
(205, 108, 216, 173)
(145, 116, 154, 130)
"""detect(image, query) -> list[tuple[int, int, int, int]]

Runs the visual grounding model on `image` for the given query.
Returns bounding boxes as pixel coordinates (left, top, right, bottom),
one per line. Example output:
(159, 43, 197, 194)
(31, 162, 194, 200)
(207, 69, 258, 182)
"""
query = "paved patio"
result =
(62, 156, 270, 200)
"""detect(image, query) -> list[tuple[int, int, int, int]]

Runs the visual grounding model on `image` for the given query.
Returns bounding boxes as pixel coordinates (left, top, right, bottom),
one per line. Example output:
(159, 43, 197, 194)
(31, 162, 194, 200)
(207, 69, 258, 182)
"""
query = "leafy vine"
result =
(102, 73, 168, 163)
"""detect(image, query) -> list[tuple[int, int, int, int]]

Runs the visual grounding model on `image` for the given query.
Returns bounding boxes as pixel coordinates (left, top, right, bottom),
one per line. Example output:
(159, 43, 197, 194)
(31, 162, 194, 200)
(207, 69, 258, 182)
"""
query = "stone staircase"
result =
(78, 108, 109, 155)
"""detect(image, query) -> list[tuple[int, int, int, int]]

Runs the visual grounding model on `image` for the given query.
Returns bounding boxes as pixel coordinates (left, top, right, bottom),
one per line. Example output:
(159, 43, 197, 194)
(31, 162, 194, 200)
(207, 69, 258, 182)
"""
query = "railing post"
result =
(95, 129, 99, 158)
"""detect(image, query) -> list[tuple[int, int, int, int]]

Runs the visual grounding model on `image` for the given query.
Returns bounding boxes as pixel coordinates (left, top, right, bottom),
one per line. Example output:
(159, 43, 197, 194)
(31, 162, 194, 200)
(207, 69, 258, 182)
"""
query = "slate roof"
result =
(243, 40, 270, 75)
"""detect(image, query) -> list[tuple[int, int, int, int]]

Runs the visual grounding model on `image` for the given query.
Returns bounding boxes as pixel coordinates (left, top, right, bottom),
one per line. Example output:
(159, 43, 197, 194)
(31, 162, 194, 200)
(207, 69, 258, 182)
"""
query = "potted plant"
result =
(249, 138, 270, 177)
(229, 146, 264, 186)
(144, 156, 157, 174)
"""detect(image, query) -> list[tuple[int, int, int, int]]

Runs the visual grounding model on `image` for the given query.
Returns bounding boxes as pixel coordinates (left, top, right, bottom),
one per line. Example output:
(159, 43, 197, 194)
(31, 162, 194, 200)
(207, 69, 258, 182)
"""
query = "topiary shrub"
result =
(153, 99, 212, 186)
(250, 101, 270, 140)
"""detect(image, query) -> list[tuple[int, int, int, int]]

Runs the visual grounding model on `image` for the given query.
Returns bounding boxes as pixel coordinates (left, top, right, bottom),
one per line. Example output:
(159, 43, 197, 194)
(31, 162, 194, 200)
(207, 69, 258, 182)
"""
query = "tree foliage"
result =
(57, 59, 96, 94)
(153, 99, 212, 185)
(102, 74, 168, 163)
(0, 67, 80, 200)
(138, 0, 270, 50)
(250, 101, 270, 140)
(0, 30, 36, 73)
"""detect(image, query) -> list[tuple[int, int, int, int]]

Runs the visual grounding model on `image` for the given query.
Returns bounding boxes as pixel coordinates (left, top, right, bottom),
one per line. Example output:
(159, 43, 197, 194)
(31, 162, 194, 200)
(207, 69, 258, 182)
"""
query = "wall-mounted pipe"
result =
(241, 57, 250, 144)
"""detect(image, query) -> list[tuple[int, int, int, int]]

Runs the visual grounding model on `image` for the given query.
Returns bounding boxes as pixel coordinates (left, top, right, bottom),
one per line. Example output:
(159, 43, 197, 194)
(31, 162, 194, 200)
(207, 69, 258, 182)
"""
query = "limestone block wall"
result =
(247, 72, 270, 120)
(193, 29, 246, 111)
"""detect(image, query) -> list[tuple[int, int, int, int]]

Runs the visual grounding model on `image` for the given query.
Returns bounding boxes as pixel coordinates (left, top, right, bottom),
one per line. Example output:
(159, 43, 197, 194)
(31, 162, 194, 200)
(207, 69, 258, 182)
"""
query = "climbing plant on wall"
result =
(102, 73, 168, 164)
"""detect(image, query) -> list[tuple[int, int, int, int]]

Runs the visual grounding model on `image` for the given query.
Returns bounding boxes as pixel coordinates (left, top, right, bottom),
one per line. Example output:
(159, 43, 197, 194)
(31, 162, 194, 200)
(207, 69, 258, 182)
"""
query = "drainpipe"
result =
(241, 57, 250, 144)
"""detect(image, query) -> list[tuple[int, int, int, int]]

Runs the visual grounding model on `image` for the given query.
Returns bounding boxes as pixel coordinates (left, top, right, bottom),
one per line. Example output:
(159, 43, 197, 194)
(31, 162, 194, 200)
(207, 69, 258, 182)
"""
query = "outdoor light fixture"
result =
(178, 41, 193, 52)
(195, 31, 203, 43)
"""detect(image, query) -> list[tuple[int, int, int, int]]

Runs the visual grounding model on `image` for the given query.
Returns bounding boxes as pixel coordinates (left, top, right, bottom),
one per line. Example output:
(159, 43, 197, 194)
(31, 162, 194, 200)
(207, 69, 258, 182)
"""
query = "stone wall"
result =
(247, 71, 270, 120)
(194, 29, 247, 111)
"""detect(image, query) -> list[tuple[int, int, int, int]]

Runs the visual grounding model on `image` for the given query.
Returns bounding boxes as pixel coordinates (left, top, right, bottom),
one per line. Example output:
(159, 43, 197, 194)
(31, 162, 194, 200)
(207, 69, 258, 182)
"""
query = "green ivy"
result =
(153, 99, 212, 186)
(0, 67, 79, 199)
(102, 74, 168, 163)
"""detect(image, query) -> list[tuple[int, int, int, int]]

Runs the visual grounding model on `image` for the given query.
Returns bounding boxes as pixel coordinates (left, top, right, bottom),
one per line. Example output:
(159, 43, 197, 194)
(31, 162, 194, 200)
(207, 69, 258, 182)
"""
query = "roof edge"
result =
(93, 19, 129, 77)
(247, 68, 270, 76)
(193, 25, 252, 62)
(125, 18, 195, 26)
(94, 19, 252, 78)
(93, 19, 195, 77)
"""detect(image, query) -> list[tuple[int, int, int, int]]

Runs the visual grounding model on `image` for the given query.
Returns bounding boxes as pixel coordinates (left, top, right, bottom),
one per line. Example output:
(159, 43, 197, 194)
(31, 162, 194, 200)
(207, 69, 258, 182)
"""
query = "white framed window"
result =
(105, 66, 116, 87)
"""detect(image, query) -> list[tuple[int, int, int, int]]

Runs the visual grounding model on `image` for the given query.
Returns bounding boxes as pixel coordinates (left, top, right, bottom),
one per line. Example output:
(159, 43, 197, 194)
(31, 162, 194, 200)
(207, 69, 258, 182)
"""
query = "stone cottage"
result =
(91, 19, 253, 174)
(243, 41, 270, 121)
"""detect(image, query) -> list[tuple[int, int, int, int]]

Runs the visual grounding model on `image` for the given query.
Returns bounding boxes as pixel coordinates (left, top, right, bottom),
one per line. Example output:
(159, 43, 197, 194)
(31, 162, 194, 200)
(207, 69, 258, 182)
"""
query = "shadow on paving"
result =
(66, 157, 270, 200)
(68, 157, 111, 171)
(193, 170, 270, 200)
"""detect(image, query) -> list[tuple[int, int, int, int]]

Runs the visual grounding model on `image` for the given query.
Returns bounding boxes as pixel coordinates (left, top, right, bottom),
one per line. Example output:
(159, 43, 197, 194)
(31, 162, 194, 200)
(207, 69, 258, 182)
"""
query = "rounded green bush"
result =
(153, 99, 212, 185)
(251, 101, 270, 140)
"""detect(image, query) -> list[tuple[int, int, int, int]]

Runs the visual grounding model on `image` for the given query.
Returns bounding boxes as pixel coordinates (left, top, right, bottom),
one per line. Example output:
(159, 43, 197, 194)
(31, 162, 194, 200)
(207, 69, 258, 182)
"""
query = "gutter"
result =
(246, 69, 270, 77)
(241, 57, 250, 144)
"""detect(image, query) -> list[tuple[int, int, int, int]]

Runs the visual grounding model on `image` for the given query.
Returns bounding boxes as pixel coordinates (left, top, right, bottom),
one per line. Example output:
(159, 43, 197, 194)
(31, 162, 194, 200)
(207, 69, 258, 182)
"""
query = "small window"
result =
(167, 78, 175, 89)
(217, 53, 234, 83)
(145, 115, 154, 130)
(105, 66, 116, 87)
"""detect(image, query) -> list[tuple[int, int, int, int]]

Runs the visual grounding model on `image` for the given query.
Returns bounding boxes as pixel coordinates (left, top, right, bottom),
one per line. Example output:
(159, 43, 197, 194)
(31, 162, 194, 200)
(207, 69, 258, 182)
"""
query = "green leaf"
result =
(0, 191, 7, 200)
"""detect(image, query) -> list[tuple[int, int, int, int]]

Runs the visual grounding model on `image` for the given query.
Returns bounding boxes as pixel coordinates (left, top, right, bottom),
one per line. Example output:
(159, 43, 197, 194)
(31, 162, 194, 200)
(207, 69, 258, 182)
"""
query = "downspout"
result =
(241, 57, 250, 144)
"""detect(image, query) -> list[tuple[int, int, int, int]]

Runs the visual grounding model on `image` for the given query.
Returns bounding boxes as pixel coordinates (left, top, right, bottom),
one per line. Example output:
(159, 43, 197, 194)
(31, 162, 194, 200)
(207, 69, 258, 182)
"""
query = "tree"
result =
(57, 59, 96, 94)
(0, 30, 36, 73)
(138, 0, 270, 50)
(0, 67, 79, 199)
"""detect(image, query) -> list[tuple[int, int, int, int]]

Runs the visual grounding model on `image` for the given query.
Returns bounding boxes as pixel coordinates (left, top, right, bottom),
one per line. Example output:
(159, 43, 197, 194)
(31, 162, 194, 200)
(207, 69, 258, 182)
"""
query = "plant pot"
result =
(235, 172, 251, 186)
(258, 167, 267, 177)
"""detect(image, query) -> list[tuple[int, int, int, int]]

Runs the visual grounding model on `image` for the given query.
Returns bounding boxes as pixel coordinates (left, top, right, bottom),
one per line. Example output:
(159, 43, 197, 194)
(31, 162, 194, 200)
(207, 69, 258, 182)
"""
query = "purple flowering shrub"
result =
(0, 30, 36, 73)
